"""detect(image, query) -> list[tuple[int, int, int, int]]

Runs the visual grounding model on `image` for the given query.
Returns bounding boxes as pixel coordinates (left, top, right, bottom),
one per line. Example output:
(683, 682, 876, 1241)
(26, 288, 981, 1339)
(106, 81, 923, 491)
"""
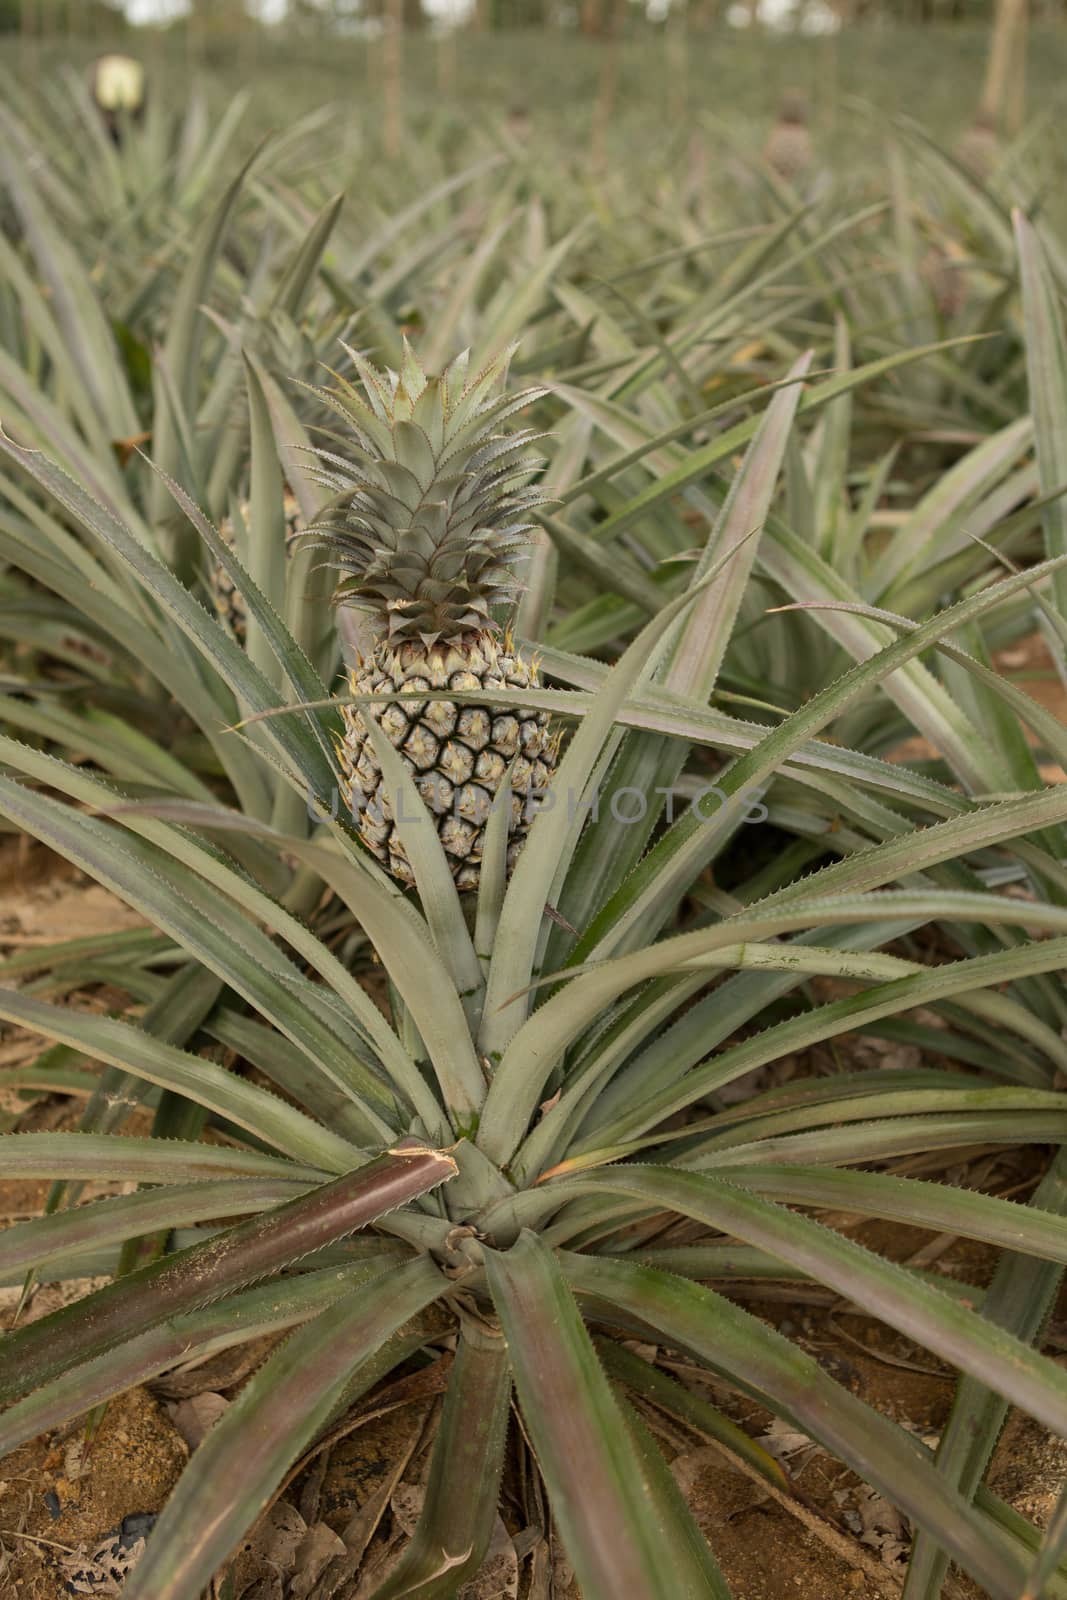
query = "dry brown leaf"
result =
(458, 1516, 519, 1598)
(167, 1392, 230, 1450)
(845, 1487, 909, 1566)
(289, 1523, 346, 1598)
(389, 1482, 425, 1538)
(241, 1577, 283, 1600)
(64, 1437, 89, 1483)
(251, 1502, 308, 1575)
(150, 1334, 280, 1400)
(757, 1417, 819, 1462)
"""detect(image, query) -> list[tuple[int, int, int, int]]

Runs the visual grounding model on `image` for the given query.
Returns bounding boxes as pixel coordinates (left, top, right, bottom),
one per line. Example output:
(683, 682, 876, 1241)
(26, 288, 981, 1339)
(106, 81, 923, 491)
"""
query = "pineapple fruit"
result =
(764, 89, 813, 186)
(212, 491, 302, 644)
(957, 110, 1000, 182)
(305, 345, 557, 890)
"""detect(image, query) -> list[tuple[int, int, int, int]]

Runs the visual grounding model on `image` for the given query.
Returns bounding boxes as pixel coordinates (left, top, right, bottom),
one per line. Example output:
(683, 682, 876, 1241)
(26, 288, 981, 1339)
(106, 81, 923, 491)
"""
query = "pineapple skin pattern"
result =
(340, 641, 554, 889)
(305, 344, 558, 889)
(212, 491, 302, 643)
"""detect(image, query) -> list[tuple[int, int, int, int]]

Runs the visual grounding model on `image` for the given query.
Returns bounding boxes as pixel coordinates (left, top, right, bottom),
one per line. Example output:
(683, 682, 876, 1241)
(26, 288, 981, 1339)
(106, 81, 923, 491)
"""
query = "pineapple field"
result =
(4, 14, 1067, 1599)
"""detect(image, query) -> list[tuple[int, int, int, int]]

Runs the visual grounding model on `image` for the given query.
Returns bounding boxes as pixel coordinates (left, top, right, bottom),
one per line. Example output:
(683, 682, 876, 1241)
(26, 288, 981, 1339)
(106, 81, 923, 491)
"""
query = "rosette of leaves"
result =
(3, 220, 1067, 1600)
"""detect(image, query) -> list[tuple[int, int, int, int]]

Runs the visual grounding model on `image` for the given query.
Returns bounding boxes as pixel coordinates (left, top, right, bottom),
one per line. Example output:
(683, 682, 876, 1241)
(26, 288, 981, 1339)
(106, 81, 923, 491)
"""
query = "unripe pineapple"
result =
(211, 492, 302, 644)
(920, 241, 969, 319)
(957, 111, 1000, 183)
(303, 345, 557, 890)
(764, 90, 813, 186)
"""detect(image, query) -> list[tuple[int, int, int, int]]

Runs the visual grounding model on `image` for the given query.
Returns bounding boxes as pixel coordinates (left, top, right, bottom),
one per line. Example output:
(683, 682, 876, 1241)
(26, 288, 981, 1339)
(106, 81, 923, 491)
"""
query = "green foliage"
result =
(2, 55, 1067, 1600)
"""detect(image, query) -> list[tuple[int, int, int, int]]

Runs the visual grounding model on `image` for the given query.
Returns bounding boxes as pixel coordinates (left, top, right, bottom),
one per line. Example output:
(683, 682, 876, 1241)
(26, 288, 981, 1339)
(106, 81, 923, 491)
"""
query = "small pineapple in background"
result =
(920, 239, 970, 320)
(505, 103, 532, 143)
(764, 89, 813, 186)
(304, 346, 557, 890)
(211, 491, 303, 644)
(957, 109, 1000, 182)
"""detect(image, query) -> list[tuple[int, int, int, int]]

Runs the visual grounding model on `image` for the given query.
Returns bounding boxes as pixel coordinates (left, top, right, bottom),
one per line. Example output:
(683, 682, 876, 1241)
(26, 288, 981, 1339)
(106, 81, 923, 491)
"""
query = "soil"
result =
(890, 630, 1067, 782)
(0, 1389, 187, 1599)
(1, 652, 1067, 1600)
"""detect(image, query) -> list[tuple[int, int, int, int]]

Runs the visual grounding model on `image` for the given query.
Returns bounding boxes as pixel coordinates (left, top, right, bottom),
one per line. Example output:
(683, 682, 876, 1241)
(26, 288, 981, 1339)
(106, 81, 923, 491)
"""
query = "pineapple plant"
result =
(763, 89, 813, 185)
(7, 314, 1067, 1597)
(304, 346, 558, 889)
(957, 108, 1001, 181)
(211, 490, 303, 645)
(6, 82, 1067, 1600)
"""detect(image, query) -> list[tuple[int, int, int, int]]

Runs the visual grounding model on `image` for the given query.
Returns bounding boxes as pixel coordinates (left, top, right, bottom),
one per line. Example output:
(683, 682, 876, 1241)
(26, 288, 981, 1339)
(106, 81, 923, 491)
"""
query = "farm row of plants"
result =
(1, 53, 1067, 1597)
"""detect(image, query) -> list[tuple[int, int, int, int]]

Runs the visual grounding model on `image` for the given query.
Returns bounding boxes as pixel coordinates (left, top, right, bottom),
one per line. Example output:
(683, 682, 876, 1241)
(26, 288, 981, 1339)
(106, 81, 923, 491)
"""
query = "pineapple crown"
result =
(299, 343, 546, 653)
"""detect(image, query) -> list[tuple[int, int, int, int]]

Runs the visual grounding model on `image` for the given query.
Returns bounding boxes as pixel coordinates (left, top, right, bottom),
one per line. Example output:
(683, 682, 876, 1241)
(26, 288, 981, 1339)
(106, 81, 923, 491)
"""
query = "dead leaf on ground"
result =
(166, 1392, 230, 1451)
(149, 1334, 280, 1400)
(388, 1482, 424, 1538)
(458, 1516, 519, 1598)
(845, 1486, 910, 1567)
(757, 1417, 820, 1463)
(288, 1523, 346, 1598)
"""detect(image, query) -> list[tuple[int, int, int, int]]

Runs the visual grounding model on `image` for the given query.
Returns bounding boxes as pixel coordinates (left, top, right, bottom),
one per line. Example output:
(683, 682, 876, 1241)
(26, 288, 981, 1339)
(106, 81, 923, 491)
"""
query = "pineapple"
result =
(304, 345, 557, 890)
(764, 90, 813, 186)
(212, 491, 302, 644)
(957, 111, 1000, 182)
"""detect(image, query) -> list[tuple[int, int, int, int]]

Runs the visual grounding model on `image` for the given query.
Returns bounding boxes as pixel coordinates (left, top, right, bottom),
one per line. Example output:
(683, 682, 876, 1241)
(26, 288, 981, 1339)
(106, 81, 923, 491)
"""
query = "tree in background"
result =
(981, 0, 1027, 133)
(288, 0, 426, 29)
(3, 0, 126, 34)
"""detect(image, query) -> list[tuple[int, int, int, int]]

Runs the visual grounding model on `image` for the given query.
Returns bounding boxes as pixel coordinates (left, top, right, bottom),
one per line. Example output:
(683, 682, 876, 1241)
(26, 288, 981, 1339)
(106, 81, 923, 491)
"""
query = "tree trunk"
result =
(665, 0, 688, 124)
(436, 23, 457, 96)
(1005, 0, 1028, 134)
(383, 0, 403, 160)
(590, 0, 622, 167)
(982, 0, 1028, 133)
